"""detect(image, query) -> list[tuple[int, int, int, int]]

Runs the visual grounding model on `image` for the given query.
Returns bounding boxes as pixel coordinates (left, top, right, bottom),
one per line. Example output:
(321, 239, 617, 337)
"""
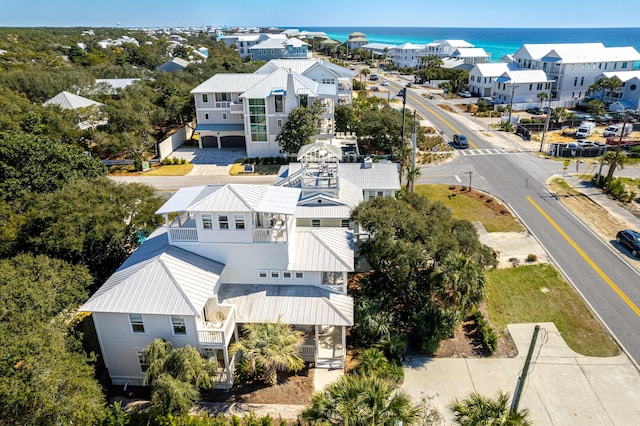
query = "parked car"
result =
(527, 107, 544, 115)
(405, 82, 413, 87)
(370, 86, 379, 91)
(452, 134, 469, 148)
(516, 126, 531, 140)
(457, 91, 472, 98)
(381, 80, 389, 86)
(616, 229, 640, 257)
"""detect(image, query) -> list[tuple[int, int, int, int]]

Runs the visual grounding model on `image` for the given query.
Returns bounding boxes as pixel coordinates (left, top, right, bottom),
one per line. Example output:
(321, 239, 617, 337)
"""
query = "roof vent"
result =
(363, 156, 373, 169)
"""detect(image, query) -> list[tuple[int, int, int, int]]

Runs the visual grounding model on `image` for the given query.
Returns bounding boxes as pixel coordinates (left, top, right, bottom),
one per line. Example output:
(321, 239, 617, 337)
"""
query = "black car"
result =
(453, 134, 469, 148)
(616, 229, 640, 257)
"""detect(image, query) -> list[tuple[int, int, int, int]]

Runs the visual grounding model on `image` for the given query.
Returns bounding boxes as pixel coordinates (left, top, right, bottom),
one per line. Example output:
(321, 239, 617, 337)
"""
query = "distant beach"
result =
(296, 27, 640, 62)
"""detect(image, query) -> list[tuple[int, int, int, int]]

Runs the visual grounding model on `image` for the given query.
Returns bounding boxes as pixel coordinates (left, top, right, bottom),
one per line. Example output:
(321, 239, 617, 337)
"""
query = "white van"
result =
(575, 121, 596, 138)
(603, 123, 632, 137)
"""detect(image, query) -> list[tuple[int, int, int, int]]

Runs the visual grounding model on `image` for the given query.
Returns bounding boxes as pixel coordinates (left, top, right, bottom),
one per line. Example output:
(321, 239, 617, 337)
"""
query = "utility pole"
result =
(539, 94, 553, 152)
(507, 81, 517, 125)
(605, 114, 627, 191)
(511, 325, 540, 414)
(465, 171, 473, 192)
(411, 110, 417, 192)
(401, 87, 407, 145)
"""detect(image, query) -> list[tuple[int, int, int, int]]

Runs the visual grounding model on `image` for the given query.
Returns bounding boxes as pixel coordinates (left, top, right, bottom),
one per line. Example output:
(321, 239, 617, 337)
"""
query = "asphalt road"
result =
(406, 89, 640, 367)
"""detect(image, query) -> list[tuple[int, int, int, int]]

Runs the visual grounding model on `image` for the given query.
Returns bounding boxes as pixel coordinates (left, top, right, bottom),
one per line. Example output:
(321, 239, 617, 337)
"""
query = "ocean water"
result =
(299, 27, 640, 62)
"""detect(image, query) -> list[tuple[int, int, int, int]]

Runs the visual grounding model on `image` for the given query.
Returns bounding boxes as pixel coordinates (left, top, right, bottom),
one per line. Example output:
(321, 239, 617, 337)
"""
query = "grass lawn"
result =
(229, 163, 282, 176)
(108, 163, 193, 176)
(486, 264, 620, 357)
(415, 184, 524, 232)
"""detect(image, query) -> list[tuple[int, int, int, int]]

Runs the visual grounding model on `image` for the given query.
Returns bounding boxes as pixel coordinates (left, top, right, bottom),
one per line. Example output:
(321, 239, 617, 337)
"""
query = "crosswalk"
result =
(457, 148, 521, 156)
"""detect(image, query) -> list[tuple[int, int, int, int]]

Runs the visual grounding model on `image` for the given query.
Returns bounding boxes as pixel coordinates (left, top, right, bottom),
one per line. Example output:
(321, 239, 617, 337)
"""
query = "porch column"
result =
(314, 325, 319, 364)
(341, 326, 347, 367)
(222, 346, 232, 387)
(216, 132, 221, 149)
(197, 132, 203, 149)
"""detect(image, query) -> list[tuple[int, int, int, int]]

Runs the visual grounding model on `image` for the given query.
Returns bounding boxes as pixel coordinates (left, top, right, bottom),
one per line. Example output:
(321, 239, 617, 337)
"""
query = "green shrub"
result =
(519, 118, 531, 124)
(161, 158, 172, 165)
(172, 157, 181, 165)
(526, 253, 538, 262)
(471, 311, 498, 353)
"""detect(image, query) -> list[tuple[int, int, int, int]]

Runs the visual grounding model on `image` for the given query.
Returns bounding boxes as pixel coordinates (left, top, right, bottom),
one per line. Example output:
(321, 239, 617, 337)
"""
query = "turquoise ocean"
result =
(298, 27, 640, 63)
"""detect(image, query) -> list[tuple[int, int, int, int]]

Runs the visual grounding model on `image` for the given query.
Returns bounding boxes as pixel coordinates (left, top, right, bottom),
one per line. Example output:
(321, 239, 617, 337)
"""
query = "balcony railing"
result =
(215, 101, 231, 108)
(230, 102, 243, 114)
(169, 227, 198, 242)
(197, 305, 236, 347)
(300, 345, 316, 362)
(253, 227, 287, 243)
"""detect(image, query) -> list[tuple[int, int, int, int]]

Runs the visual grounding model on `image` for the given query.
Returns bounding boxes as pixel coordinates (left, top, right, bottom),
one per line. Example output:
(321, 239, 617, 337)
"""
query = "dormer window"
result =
(202, 214, 213, 230)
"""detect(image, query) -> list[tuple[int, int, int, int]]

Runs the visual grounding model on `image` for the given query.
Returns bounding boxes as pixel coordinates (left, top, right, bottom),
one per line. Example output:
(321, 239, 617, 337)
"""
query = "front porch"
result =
(297, 325, 346, 369)
(197, 301, 238, 389)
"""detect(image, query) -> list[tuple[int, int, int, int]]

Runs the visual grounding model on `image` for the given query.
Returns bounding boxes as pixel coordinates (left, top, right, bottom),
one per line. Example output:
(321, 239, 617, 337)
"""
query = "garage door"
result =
(221, 136, 245, 148)
(201, 136, 218, 148)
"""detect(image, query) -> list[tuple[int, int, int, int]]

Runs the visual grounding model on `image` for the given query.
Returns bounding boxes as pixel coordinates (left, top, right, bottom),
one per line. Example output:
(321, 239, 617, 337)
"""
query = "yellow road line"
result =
(527, 195, 640, 316)
(407, 93, 479, 149)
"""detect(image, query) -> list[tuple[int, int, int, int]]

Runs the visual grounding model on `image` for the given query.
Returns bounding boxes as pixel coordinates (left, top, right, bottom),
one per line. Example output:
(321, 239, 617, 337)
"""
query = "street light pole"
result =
(539, 94, 553, 152)
(605, 113, 628, 191)
(401, 87, 407, 145)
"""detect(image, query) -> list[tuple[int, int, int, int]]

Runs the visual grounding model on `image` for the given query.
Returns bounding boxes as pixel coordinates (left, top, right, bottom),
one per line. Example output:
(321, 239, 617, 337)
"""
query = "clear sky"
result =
(1, 0, 639, 29)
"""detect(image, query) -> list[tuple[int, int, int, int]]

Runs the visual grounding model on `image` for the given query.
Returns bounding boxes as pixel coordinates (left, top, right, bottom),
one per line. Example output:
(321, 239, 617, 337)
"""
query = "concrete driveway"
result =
(169, 147, 247, 176)
(402, 322, 640, 425)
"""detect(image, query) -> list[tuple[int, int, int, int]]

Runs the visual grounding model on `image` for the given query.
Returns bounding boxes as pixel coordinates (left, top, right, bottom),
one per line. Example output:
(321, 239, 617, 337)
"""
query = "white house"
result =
(494, 69, 554, 110)
(222, 34, 286, 59)
(424, 40, 474, 58)
(80, 143, 400, 389)
(345, 32, 368, 51)
(450, 47, 490, 66)
(249, 37, 311, 61)
(468, 63, 520, 97)
(508, 43, 640, 107)
(388, 42, 425, 69)
(190, 59, 356, 157)
(593, 71, 640, 112)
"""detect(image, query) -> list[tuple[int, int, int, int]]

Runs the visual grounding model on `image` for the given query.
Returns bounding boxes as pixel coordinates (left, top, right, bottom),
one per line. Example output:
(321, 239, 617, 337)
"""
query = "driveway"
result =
(169, 147, 247, 176)
(402, 322, 640, 425)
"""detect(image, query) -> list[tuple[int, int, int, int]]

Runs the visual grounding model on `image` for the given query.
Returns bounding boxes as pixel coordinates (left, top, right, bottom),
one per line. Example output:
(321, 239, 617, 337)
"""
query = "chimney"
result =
(285, 70, 297, 113)
(363, 156, 373, 169)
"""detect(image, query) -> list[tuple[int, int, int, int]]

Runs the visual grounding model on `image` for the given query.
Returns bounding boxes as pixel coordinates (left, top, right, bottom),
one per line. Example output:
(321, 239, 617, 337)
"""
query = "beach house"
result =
(508, 43, 640, 107)
(80, 143, 400, 389)
(494, 69, 554, 111)
(190, 59, 355, 157)
(592, 70, 640, 112)
(249, 37, 311, 61)
(468, 63, 520, 97)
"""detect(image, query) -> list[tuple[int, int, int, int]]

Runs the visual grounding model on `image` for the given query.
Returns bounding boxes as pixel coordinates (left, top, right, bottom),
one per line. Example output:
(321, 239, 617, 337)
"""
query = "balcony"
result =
(168, 212, 197, 243)
(229, 102, 243, 114)
(197, 305, 236, 347)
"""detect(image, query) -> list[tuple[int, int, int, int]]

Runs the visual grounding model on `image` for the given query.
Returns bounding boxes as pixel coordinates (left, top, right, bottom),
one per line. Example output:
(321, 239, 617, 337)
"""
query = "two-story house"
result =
(468, 63, 520, 97)
(592, 70, 640, 112)
(249, 37, 311, 61)
(388, 42, 425, 69)
(508, 43, 640, 107)
(80, 144, 400, 389)
(190, 59, 355, 157)
(494, 69, 554, 111)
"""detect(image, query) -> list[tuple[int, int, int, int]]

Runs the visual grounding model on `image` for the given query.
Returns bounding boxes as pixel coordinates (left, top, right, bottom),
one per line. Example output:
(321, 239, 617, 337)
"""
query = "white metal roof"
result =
(157, 184, 301, 215)
(497, 69, 553, 84)
(453, 48, 488, 58)
(43, 91, 103, 110)
(190, 73, 266, 94)
(602, 71, 640, 82)
(290, 228, 354, 272)
(240, 68, 318, 99)
(218, 284, 353, 326)
(473, 62, 519, 77)
(250, 37, 287, 50)
(80, 230, 223, 316)
(295, 204, 352, 219)
(337, 162, 400, 191)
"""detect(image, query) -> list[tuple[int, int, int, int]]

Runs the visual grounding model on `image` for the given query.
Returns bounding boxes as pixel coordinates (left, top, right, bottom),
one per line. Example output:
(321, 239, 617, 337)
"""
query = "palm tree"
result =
(302, 374, 420, 425)
(449, 392, 532, 425)
(603, 76, 623, 105)
(433, 253, 486, 322)
(536, 91, 549, 110)
(229, 320, 304, 386)
(587, 99, 606, 118)
(551, 107, 568, 126)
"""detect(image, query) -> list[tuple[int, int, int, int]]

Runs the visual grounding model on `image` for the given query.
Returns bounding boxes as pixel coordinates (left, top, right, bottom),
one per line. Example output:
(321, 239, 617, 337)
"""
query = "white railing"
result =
(198, 329, 224, 345)
(252, 228, 287, 243)
(300, 345, 316, 362)
(229, 102, 243, 114)
(215, 101, 231, 108)
(169, 228, 198, 242)
(322, 284, 347, 294)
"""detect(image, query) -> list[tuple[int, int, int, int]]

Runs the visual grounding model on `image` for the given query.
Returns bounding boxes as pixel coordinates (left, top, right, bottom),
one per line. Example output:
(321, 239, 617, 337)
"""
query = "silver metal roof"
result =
(190, 73, 266, 94)
(156, 184, 301, 215)
(218, 284, 353, 326)
(43, 91, 103, 110)
(240, 68, 319, 99)
(337, 162, 400, 191)
(290, 228, 354, 272)
(80, 230, 223, 315)
(295, 205, 351, 219)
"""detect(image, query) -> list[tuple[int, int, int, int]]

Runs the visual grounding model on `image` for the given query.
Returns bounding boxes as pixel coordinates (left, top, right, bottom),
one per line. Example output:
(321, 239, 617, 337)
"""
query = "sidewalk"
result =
(402, 322, 640, 425)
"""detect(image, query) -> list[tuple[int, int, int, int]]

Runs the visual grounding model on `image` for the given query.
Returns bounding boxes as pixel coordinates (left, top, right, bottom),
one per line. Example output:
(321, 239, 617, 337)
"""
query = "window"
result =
(341, 219, 350, 228)
(529, 84, 532, 90)
(580, 77, 584, 86)
(275, 94, 284, 113)
(299, 94, 308, 107)
(202, 213, 213, 230)
(283, 271, 292, 279)
(295, 272, 304, 279)
(202, 94, 208, 103)
(171, 316, 186, 335)
(205, 113, 209, 120)
(277, 119, 282, 127)
(222, 112, 227, 120)
(259, 270, 267, 278)
(270, 270, 280, 279)
(622, 62, 628, 69)
(312, 219, 320, 228)
(234, 215, 245, 230)
(129, 314, 145, 333)
(249, 99, 267, 142)
(574, 77, 578, 87)
(138, 351, 150, 372)
(218, 214, 229, 229)
(322, 78, 335, 84)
